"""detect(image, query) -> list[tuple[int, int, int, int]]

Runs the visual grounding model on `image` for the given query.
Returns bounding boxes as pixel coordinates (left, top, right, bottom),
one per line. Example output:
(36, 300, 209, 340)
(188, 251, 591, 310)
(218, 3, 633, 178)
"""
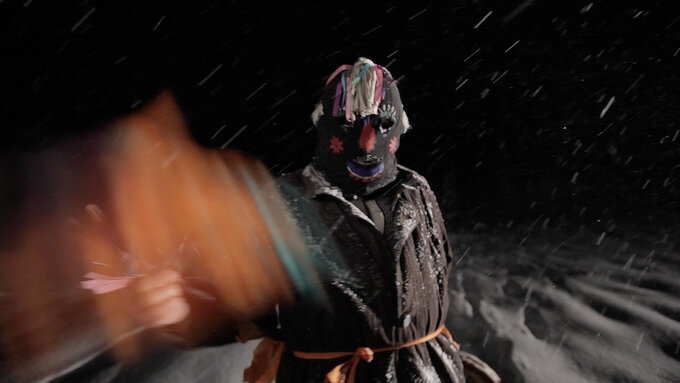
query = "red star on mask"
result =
(329, 136, 344, 154)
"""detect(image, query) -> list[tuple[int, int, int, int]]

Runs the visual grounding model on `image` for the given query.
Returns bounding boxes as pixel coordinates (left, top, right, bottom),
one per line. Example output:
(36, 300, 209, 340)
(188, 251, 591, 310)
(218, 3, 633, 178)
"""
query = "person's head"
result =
(311, 57, 411, 196)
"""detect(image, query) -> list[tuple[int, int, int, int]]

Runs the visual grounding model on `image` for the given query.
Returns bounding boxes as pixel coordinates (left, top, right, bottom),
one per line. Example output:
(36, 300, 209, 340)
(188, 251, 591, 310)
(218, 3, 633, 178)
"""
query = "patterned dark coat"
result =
(261, 164, 465, 383)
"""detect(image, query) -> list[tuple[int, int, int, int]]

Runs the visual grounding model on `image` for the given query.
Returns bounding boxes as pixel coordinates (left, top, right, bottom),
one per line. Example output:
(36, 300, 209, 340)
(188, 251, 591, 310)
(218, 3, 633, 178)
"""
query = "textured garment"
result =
(266, 163, 464, 383)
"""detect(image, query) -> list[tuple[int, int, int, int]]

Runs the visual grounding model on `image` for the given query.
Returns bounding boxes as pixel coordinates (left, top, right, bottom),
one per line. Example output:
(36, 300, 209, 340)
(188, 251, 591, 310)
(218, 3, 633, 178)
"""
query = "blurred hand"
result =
(130, 269, 190, 328)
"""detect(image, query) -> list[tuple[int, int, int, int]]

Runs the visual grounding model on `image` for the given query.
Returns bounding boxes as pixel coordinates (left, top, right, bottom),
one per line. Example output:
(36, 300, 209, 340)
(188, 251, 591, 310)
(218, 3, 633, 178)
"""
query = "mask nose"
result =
(359, 121, 376, 152)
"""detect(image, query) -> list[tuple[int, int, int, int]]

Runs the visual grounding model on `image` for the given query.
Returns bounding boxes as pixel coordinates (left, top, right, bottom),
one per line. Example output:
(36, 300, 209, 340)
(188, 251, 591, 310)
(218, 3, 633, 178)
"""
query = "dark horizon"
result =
(2, 0, 679, 233)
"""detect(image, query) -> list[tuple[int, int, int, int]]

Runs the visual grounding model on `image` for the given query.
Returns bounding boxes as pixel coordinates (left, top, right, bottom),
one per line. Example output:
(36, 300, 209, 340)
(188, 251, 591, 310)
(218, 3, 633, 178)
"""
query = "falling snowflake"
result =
(389, 136, 399, 153)
(329, 136, 344, 154)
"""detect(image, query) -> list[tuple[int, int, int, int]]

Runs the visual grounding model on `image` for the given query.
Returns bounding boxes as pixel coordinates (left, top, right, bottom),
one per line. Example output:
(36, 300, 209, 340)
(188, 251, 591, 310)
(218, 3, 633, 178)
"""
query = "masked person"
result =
(130, 58, 471, 383)
(238, 57, 466, 383)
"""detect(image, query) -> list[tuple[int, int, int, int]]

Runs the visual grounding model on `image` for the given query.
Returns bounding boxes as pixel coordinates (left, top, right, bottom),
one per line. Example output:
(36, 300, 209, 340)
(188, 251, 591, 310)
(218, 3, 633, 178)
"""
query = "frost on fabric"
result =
(390, 202, 417, 253)
(425, 200, 440, 240)
(331, 280, 374, 314)
(381, 355, 397, 383)
(301, 164, 374, 227)
(414, 234, 427, 267)
(403, 350, 444, 383)
(429, 337, 463, 381)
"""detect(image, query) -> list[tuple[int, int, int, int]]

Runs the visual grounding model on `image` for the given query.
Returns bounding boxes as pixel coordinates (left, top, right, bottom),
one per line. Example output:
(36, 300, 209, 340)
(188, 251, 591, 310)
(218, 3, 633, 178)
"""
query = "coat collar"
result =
(301, 163, 375, 227)
(300, 163, 422, 236)
(300, 163, 422, 199)
(299, 163, 427, 269)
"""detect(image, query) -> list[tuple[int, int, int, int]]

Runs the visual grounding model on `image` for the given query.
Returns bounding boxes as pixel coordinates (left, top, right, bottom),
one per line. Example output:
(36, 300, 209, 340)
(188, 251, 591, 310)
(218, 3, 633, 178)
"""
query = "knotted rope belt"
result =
(244, 325, 459, 383)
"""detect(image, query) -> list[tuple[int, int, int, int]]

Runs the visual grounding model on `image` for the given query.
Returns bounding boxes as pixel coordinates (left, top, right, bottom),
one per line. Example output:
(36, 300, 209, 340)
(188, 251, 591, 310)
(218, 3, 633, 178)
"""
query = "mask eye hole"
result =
(379, 118, 394, 134)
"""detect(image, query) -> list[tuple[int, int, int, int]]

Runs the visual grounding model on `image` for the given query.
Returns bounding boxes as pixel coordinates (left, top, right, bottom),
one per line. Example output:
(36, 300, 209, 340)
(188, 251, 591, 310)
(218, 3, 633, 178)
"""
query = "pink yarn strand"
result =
(325, 64, 353, 86)
(332, 79, 343, 116)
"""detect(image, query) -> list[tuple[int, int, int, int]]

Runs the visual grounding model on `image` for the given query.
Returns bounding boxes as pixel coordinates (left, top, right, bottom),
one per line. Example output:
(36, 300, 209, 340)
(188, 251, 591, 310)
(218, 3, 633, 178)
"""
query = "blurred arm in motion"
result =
(0, 92, 318, 382)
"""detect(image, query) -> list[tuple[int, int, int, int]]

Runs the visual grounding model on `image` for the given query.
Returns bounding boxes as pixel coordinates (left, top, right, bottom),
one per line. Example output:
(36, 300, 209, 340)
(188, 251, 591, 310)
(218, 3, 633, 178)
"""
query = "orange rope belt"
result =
(292, 325, 459, 383)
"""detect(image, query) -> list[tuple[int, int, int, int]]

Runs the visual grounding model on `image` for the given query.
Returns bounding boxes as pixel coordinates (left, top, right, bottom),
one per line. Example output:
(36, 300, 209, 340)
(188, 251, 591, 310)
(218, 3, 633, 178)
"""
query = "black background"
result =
(2, 0, 679, 233)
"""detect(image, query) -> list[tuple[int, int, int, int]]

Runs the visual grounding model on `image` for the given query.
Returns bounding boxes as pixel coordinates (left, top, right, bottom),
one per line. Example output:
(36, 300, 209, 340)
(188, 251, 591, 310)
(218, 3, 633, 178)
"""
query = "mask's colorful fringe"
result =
(311, 58, 410, 132)
(324, 58, 391, 123)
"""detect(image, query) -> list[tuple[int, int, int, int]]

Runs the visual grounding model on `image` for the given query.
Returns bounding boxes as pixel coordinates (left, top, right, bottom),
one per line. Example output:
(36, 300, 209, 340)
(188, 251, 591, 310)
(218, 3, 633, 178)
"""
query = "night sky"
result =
(3, 0, 679, 233)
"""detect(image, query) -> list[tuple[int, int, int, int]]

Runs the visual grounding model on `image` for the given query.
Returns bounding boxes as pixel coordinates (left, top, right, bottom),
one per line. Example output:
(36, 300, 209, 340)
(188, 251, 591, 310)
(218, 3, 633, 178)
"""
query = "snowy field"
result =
(447, 230, 680, 383)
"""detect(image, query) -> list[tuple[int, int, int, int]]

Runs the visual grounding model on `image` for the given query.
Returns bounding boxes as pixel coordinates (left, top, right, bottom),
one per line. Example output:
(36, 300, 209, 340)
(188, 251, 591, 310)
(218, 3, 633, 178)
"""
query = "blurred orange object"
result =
(0, 92, 314, 381)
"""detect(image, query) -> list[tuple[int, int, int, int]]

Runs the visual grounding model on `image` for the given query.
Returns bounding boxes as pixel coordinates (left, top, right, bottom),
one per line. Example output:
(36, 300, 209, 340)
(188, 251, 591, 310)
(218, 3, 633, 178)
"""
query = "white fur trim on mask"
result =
(401, 110, 411, 133)
(311, 102, 324, 126)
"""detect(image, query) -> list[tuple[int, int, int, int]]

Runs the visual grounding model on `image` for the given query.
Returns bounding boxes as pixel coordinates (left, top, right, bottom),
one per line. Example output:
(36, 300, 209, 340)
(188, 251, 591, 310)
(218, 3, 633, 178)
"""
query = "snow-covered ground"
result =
(447, 230, 680, 383)
(58, 229, 680, 383)
(75, 340, 259, 383)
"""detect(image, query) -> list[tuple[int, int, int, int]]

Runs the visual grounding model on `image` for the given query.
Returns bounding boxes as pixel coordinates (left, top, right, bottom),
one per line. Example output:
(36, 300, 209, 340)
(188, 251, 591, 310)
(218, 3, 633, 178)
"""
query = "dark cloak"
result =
(263, 163, 465, 383)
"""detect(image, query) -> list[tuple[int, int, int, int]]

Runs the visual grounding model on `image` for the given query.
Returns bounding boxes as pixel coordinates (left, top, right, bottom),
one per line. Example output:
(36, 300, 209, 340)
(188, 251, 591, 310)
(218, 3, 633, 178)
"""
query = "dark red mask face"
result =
(313, 65, 408, 196)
